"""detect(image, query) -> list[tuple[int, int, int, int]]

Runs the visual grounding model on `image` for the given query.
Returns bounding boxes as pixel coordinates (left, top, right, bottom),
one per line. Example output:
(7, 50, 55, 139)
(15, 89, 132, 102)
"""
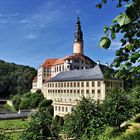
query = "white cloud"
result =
(20, 19, 29, 24)
(25, 33, 38, 39)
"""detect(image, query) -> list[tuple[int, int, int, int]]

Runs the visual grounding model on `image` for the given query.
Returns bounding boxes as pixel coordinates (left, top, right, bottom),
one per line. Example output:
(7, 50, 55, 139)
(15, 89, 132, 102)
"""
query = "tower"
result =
(73, 17, 84, 54)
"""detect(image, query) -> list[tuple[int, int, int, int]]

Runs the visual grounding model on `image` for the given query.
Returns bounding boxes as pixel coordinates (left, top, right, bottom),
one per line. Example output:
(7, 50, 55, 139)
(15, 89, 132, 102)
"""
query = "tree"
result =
(39, 99, 53, 109)
(12, 95, 21, 110)
(102, 88, 135, 129)
(0, 60, 36, 97)
(20, 110, 59, 140)
(52, 115, 64, 132)
(20, 98, 31, 109)
(0, 131, 9, 140)
(130, 86, 140, 113)
(63, 97, 105, 139)
(97, 0, 140, 81)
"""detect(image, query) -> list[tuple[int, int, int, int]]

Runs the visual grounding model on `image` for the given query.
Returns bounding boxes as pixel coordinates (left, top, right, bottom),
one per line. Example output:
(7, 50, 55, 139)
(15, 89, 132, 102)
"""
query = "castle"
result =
(31, 17, 123, 117)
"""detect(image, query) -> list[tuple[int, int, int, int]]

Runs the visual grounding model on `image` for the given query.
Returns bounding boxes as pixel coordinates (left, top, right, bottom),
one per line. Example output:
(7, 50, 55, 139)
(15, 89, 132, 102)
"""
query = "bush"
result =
(130, 86, 140, 113)
(20, 98, 30, 109)
(12, 95, 21, 110)
(38, 99, 53, 109)
(102, 88, 135, 129)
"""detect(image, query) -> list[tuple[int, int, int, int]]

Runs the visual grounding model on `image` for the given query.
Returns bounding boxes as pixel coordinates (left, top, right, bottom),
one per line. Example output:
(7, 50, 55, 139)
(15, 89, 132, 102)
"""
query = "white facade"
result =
(42, 79, 123, 117)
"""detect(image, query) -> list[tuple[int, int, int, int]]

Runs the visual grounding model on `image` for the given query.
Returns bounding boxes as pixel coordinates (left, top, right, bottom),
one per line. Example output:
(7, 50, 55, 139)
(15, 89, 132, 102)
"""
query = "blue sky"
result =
(0, 0, 124, 69)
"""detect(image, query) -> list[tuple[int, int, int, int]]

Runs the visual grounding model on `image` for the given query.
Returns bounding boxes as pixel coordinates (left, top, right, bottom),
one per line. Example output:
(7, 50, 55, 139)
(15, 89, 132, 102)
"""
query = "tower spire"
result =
(74, 16, 83, 42)
(73, 17, 84, 54)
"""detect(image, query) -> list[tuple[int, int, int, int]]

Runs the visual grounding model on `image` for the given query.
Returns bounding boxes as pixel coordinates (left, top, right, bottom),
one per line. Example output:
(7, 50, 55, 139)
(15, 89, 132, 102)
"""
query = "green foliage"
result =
(0, 131, 9, 140)
(102, 88, 135, 128)
(12, 95, 21, 110)
(63, 97, 105, 139)
(93, 125, 140, 140)
(97, 0, 140, 81)
(20, 98, 31, 109)
(38, 99, 53, 109)
(130, 86, 140, 113)
(99, 36, 111, 49)
(20, 110, 59, 140)
(29, 92, 44, 108)
(0, 60, 36, 97)
(12, 91, 45, 110)
(52, 115, 64, 132)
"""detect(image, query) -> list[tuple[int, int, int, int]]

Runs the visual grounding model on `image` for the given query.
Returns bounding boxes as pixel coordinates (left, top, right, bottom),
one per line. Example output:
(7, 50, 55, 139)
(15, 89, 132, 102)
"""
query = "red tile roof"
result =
(41, 59, 58, 67)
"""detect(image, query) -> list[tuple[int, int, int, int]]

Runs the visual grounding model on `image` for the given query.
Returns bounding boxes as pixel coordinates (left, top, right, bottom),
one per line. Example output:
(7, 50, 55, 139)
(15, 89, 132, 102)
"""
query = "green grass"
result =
(0, 119, 27, 130)
(8, 132, 22, 140)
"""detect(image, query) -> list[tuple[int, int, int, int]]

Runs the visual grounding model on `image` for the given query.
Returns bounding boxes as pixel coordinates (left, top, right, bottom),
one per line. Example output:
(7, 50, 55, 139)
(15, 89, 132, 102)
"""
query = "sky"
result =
(0, 0, 125, 69)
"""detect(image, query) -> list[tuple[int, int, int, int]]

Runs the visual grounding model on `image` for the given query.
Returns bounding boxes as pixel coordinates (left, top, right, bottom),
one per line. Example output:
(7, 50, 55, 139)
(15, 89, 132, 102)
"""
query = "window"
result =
(55, 106, 57, 111)
(55, 83, 57, 87)
(98, 90, 101, 94)
(81, 82, 84, 87)
(74, 82, 76, 87)
(66, 107, 68, 112)
(61, 83, 63, 87)
(92, 90, 95, 94)
(67, 82, 69, 87)
(77, 90, 80, 93)
(64, 83, 66, 87)
(59, 66, 61, 71)
(70, 82, 72, 87)
(62, 65, 64, 70)
(92, 81, 95, 87)
(81, 90, 84, 94)
(86, 90, 89, 94)
(70, 90, 72, 93)
(86, 82, 89, 87)
(58, 83, 60, 87)
(59, 106, 61, 111)
(98, 81, 100, 87)
(77, 82, 80, 87)
(62, 107, 64, 112)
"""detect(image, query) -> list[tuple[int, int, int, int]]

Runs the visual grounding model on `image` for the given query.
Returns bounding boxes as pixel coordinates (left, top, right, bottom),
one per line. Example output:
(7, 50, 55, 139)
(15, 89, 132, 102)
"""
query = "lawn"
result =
(0, 119, 27, 130)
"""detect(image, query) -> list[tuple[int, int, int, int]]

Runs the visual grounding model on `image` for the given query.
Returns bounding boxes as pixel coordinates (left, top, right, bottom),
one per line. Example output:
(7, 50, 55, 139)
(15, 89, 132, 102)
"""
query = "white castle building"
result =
(31, 17, 123, 117)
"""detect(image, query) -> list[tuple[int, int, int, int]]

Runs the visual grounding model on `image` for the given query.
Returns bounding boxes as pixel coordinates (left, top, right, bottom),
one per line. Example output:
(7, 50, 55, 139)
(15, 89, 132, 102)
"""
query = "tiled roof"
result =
(41, 53, 96, 68)
(64, 53, 96, 64)
(52, 58, 64, 65)
(48, 64, 109, 82)
(42, 59, 58, 67)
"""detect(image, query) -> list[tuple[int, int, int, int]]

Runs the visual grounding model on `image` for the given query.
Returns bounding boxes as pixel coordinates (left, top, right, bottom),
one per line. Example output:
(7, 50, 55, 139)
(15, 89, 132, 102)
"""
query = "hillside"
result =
(0, 60, 37, 98)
